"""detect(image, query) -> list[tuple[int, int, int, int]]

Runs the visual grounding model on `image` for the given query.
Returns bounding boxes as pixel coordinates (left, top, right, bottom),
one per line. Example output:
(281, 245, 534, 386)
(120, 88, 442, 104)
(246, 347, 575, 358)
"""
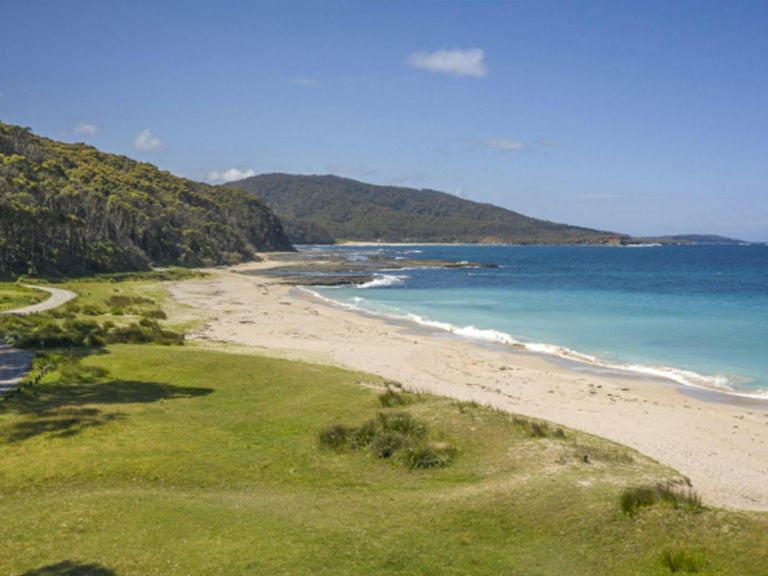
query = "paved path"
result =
(0, 285, 78, 395)
(0, 345, 34, 395)
(1, 285, 77, 316)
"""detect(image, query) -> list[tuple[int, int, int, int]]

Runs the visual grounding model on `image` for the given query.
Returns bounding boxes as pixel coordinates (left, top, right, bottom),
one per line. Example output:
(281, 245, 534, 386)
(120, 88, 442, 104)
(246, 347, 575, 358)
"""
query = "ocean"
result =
(306, 244, 768, 398)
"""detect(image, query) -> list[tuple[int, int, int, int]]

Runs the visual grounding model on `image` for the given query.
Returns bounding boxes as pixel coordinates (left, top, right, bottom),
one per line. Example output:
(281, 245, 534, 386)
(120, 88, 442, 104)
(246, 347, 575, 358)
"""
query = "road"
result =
(0, 284, 78, 395)
(1, 285, 77, 316)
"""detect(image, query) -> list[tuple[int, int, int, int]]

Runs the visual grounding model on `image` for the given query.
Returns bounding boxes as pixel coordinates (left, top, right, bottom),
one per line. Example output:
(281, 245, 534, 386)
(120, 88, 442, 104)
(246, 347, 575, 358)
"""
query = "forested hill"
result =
(230, 173, 628, 245)
(0, 123, 292, 276)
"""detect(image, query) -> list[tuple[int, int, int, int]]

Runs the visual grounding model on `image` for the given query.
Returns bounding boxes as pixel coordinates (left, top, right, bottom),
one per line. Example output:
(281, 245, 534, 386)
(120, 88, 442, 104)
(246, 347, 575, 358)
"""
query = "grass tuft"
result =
(318, 411, 454, 468)
(620, 483, 702, 517)
(317, 424, 350, 450)
(661, 546, 704, 573)
(378, 387, 409, 407)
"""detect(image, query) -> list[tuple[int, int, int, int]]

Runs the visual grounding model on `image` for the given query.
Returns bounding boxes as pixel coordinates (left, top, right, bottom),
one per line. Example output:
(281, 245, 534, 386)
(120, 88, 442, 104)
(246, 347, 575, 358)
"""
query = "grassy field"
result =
(1, 344, 766, 575)
(0, 283, 46, 312)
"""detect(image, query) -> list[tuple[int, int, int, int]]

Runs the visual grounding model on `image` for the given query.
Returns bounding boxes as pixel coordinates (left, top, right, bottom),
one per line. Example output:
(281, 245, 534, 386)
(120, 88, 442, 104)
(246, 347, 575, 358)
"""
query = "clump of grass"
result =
(620, 483, 702, 517)
(454, 400, 479, 414)
(81, 304, 105, 316)
(0, 314, 183, 348)
(400, 443, 456, 469)
(378, 412, 426, 438)
(317, 411, 455, 469)
(318, 424, 350, 450)
(378, 387, 409, 407)
(348, 419, 377, 449)
(371, 431, 408, 458)
(661, 546, 704, 573)
(513, 416, 565, 439)
(107, 294, 154, 308)
(58, 357, 110, 383)
(141, 309, 167, 320)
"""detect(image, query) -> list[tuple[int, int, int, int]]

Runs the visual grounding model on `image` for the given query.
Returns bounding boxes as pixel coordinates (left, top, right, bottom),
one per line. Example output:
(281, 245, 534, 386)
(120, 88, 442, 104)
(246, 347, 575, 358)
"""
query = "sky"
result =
(1, 0, 767, 241)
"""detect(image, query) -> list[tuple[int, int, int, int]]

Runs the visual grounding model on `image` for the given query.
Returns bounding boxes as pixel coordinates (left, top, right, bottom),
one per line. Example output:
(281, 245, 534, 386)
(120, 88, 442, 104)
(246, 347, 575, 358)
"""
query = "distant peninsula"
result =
(229, 173, 629, 245)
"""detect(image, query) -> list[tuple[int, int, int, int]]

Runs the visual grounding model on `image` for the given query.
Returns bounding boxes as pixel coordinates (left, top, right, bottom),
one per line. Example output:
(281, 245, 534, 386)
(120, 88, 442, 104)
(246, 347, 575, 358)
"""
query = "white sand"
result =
(169, 258, 768, 511)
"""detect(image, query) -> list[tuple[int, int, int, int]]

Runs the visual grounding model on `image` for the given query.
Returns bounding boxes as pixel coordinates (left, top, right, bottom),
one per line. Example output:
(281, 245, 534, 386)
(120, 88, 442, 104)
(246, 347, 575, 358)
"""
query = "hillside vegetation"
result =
(231, 173, 628, 245)
(0, 123, 292, 276)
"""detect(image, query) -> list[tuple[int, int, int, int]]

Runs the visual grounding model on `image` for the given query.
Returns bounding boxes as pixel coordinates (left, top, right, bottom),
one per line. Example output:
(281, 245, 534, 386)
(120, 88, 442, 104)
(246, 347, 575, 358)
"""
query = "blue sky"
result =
(2, 1, 767, 240)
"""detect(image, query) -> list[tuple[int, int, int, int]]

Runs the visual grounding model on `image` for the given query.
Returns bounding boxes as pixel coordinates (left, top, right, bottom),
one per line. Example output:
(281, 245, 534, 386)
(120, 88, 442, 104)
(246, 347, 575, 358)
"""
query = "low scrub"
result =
(661, 546, 705, 573)
(0, 314, 183, 348)
(318, 411, 455, 469)
(620, 483, 702, 517)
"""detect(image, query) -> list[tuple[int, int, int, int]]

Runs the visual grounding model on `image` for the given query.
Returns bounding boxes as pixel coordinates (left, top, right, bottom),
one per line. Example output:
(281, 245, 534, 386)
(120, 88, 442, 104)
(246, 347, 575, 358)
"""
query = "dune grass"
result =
(0, 344, 766, 575)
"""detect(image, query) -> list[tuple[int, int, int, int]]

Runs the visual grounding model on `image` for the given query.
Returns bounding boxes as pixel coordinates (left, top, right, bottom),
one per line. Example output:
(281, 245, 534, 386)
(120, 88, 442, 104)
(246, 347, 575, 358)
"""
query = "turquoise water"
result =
(309, 244, 768, 397)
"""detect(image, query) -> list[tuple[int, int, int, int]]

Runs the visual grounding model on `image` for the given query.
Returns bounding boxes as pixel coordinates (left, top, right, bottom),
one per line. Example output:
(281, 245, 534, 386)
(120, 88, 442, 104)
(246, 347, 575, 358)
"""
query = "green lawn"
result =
(0, 283, 46, 312)
(1, 344, 766, 575)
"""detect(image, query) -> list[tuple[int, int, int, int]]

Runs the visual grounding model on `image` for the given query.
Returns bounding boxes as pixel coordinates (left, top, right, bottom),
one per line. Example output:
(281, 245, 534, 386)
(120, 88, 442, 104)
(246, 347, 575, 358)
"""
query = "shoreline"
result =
(168, 257, 768, 511)
(302, 284, 768, 407)
(301, 283, 768, 402)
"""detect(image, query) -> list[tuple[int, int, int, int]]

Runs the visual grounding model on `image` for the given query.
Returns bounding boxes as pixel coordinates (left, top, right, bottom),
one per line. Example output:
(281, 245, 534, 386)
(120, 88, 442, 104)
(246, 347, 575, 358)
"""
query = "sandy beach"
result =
(169, 256, 768, 512)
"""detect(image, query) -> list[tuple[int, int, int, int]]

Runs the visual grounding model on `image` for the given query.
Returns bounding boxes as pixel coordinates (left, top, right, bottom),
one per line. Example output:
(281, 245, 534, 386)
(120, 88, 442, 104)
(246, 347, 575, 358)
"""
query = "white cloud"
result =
(406, 48, 487, 78)
(290, 76, 320, 86)
(206, 168, 256, 184)
(74, 123, 97, 135)
(133, 129, 163, 151)
(481, 138, 524, 152)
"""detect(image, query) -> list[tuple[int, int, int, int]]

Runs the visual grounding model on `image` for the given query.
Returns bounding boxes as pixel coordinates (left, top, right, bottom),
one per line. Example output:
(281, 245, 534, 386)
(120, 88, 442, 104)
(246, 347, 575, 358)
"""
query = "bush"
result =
(106, 320, 184, 345)
(317, 411, 455, 469)
(621, 484, 702, 517)
(378, 412, 426, 438)
(661, 546, 704, 573)
(379, 388, 408, 407)
(107, 294, 154, 308)
(399, 443, 455, 469)
(81, 304, 105, 316)
(318, 424, 350, 450)
(141, 309, 167, 320)
(371, 431, 409, 459)
(348, 419, 377, 449)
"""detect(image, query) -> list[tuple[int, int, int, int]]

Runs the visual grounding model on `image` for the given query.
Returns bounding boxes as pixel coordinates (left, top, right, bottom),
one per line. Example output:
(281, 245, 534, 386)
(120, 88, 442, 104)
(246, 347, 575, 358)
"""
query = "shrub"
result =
(379, 388, 408, 407)
(107, 294, 154, 308)
(621, 484, 702, 517)
(371, 431, 409, 459)
(529, 421, 549, 438)
(318, 411, 455, 469)
(105, 320, 184, 345)
(661, 546, 704, 573)
(141, 309, 167, 320)
(378, 412, 426, 438)
(318, 424, 350, 450)
(399, 443, 455, 469)
(81, 304, 105, 316)
(348, 419, 377, 448)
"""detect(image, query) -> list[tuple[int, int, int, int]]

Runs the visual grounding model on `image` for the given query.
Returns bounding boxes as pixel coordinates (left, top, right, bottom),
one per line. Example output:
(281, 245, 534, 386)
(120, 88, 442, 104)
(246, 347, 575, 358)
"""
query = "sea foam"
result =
(300, 287, 768, 399)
